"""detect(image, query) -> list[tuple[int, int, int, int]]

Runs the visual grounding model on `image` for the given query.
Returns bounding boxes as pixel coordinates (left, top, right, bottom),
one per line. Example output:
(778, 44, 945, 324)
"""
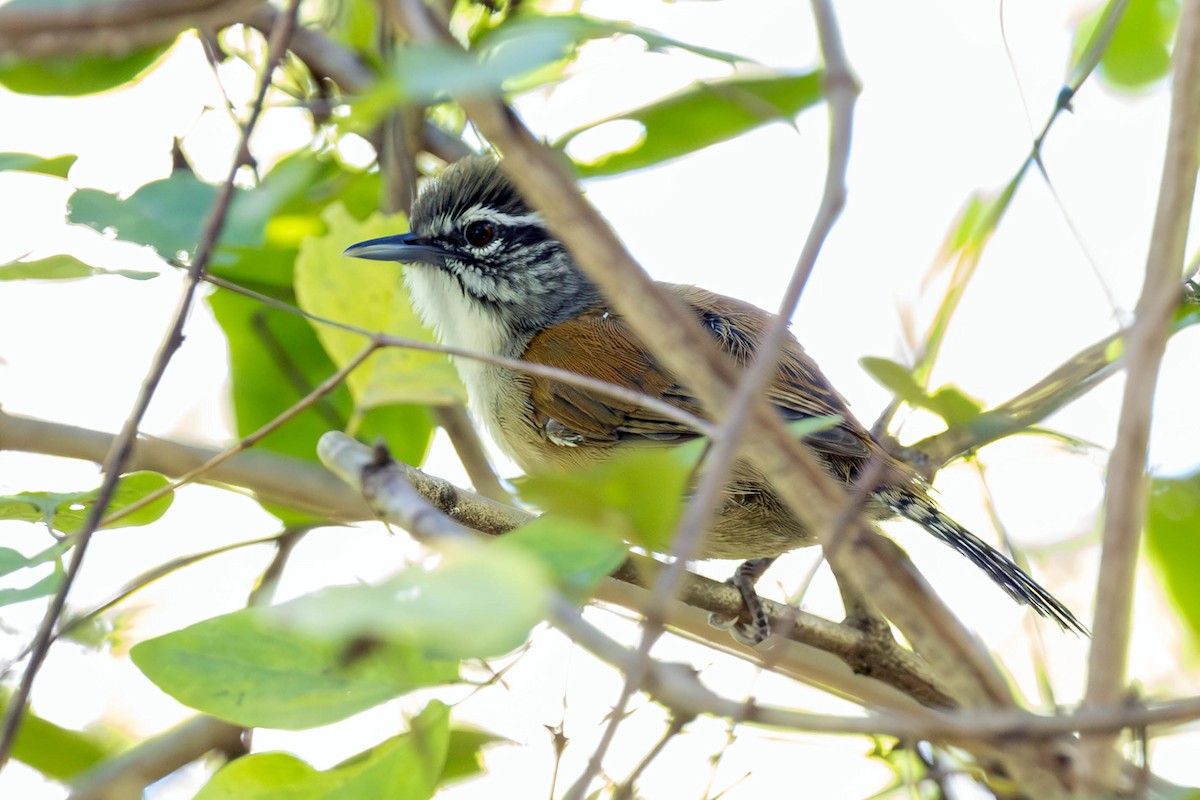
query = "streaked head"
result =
(344, 156, 600, 341)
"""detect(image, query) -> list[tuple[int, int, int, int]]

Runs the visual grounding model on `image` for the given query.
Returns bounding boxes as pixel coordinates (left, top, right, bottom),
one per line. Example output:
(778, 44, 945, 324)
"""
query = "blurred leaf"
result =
(0, 44, 170, 96)
(194, 702, 450, 800)
(442, 727, 504, 784)
(350, 13, 750, 131)
(556, 71, 823, 177)
(69, 171, 258, 263)
(516, 442, 704, 552)
(1146, 471, 1200, 644)
(68, 155, 377, 276)
(207, 290, 435, 473)
(294, 203, 465, 407)
(502, 515, 628, 598)
(1072, 0, 1179, 91)
(0, 255, 156, 281)
(267, 543, 551, 660)
(131, 608, 458, 730)
(0, 566, 62, 608)
(0, 471, 173, 534)
(787, 414, 844, 439)
(926, 386, 984, 426)
(0, 152, 76, 177)
(915, 174, 1022, 384)
(860, 357, 982, 426)
(859, 357, 929, 408)
(0, 691, 114, 781)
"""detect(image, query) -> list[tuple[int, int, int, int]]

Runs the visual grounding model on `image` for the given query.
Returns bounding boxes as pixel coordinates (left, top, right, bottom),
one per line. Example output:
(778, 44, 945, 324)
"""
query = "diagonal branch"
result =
(0, 0, 303, 767)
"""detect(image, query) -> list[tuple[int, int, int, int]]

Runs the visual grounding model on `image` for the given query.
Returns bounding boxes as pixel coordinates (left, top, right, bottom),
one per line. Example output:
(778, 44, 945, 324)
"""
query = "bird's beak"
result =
(343, 233, 450, 267)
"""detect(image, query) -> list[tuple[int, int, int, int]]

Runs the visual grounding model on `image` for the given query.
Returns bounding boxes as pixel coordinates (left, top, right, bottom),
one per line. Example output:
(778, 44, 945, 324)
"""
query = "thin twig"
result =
(1080, 0, 1200, 791)
(200, 271, 712, 435)
(97, 341, 381, 528)
(562, 5, 859, 793)
(0, 0, 303, 766)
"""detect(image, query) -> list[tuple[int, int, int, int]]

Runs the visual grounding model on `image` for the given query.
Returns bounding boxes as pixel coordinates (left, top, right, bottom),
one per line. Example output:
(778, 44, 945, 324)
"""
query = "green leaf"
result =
(925, 386, 984, 426)
(1072, 0, 1179, 91)
(0, 566, 63, 608)
(516, 442, 705, 552)
(787, 414, 844, 439)
(194, 702, 451, 800)
(131, 608, 458, 730)
(0, 44, 170, 97)
(294, 204, 465, 407)
(207, 290, 435, 474)
(0, 691, 113, 781)
(442, 727, 504, 784)
(0, 471, 174, 534)
(349, 13, 750, 131)
(69, 172, 244, 262)
(1146, 471, 1200, 644)
(859, 357, 930, 408)
(860, 358, 983, 426)
(501, 515, 628, 598)
(556, 71, 824, 178)
(0, 255, 156, 281)
(68, 159, 345, 269)
(267, 543, 551, 660)
(0, 152, 76, 177)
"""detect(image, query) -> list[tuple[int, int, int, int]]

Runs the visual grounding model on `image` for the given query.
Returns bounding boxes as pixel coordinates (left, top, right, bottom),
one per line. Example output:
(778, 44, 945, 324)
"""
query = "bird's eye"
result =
(464, 220, 497, 248)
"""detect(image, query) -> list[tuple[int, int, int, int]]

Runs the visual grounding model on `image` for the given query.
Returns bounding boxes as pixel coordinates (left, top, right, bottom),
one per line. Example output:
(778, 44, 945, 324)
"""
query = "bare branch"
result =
(1080, 0, 1200, 791)
(66, 716, 244, 800)
(0, 1, 303, 766)
(0, 0, 264, 58)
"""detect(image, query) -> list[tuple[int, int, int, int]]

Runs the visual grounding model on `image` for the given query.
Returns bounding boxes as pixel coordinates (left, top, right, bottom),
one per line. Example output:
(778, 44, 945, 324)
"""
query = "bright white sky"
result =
(0, 0, 1198, 797)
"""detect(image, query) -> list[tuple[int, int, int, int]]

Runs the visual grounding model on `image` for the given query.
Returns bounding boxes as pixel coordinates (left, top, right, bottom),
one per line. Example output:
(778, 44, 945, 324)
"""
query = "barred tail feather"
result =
(877, 487, 1088, 635)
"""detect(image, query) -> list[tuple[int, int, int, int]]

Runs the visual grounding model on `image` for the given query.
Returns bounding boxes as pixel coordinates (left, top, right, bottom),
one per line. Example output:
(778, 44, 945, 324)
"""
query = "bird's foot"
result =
(708, 557, 776, 645)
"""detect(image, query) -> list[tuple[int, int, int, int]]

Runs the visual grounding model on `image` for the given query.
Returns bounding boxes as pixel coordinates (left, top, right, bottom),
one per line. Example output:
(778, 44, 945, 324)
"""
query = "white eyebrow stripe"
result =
(459, 204, 546, 229)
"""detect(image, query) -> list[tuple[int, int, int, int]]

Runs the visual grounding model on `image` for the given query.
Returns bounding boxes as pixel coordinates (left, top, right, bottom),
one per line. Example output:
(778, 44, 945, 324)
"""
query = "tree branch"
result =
(1080, 0, 1200, 791)
(0, 2, 302, 765)
(0, 0, 264, 58)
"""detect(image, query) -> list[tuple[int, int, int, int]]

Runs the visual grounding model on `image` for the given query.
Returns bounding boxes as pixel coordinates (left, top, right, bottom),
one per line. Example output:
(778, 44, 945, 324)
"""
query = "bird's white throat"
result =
(403, 265, 525, 438)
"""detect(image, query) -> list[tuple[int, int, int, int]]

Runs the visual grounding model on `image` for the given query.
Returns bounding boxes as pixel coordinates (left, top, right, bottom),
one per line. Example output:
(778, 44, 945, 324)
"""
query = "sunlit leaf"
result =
(442, 727, 504, 784)
(194, 702, 450, 800)
(787, 414, 844, 439)
(0, 691, 113, 781)
(502, 515, 628, 597)
(207, 290, 435, 473)
(859, 357, 929, 408)
(267, 543, 551, 660)
(294, 204, 465, 407)
(1071, 0, 1179, 91)
(1146, 471, 1200, 644)
(860, 357, 982, 426)
(0, 255, 156, 281)
(0, 471, 173, 534)
(131, 608, 458, 729)
(0, 152, 76, 177)
(556, 71, 824, 177)
(0, 44, 170, 97)
(0, 566, 62, 608)
(516, 442, 705, 552)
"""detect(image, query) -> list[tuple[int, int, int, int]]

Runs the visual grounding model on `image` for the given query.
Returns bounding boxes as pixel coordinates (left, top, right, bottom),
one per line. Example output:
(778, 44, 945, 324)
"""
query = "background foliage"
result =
(0, 0, 1198, 798)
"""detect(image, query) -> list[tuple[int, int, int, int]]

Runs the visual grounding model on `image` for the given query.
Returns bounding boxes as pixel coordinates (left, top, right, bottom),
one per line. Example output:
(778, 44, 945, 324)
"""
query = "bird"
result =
(344, 154, 1086, 641)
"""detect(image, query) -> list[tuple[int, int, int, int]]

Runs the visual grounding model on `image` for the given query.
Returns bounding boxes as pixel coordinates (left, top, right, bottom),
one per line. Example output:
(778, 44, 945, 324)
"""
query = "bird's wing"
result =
(520, 283, 873, 460)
